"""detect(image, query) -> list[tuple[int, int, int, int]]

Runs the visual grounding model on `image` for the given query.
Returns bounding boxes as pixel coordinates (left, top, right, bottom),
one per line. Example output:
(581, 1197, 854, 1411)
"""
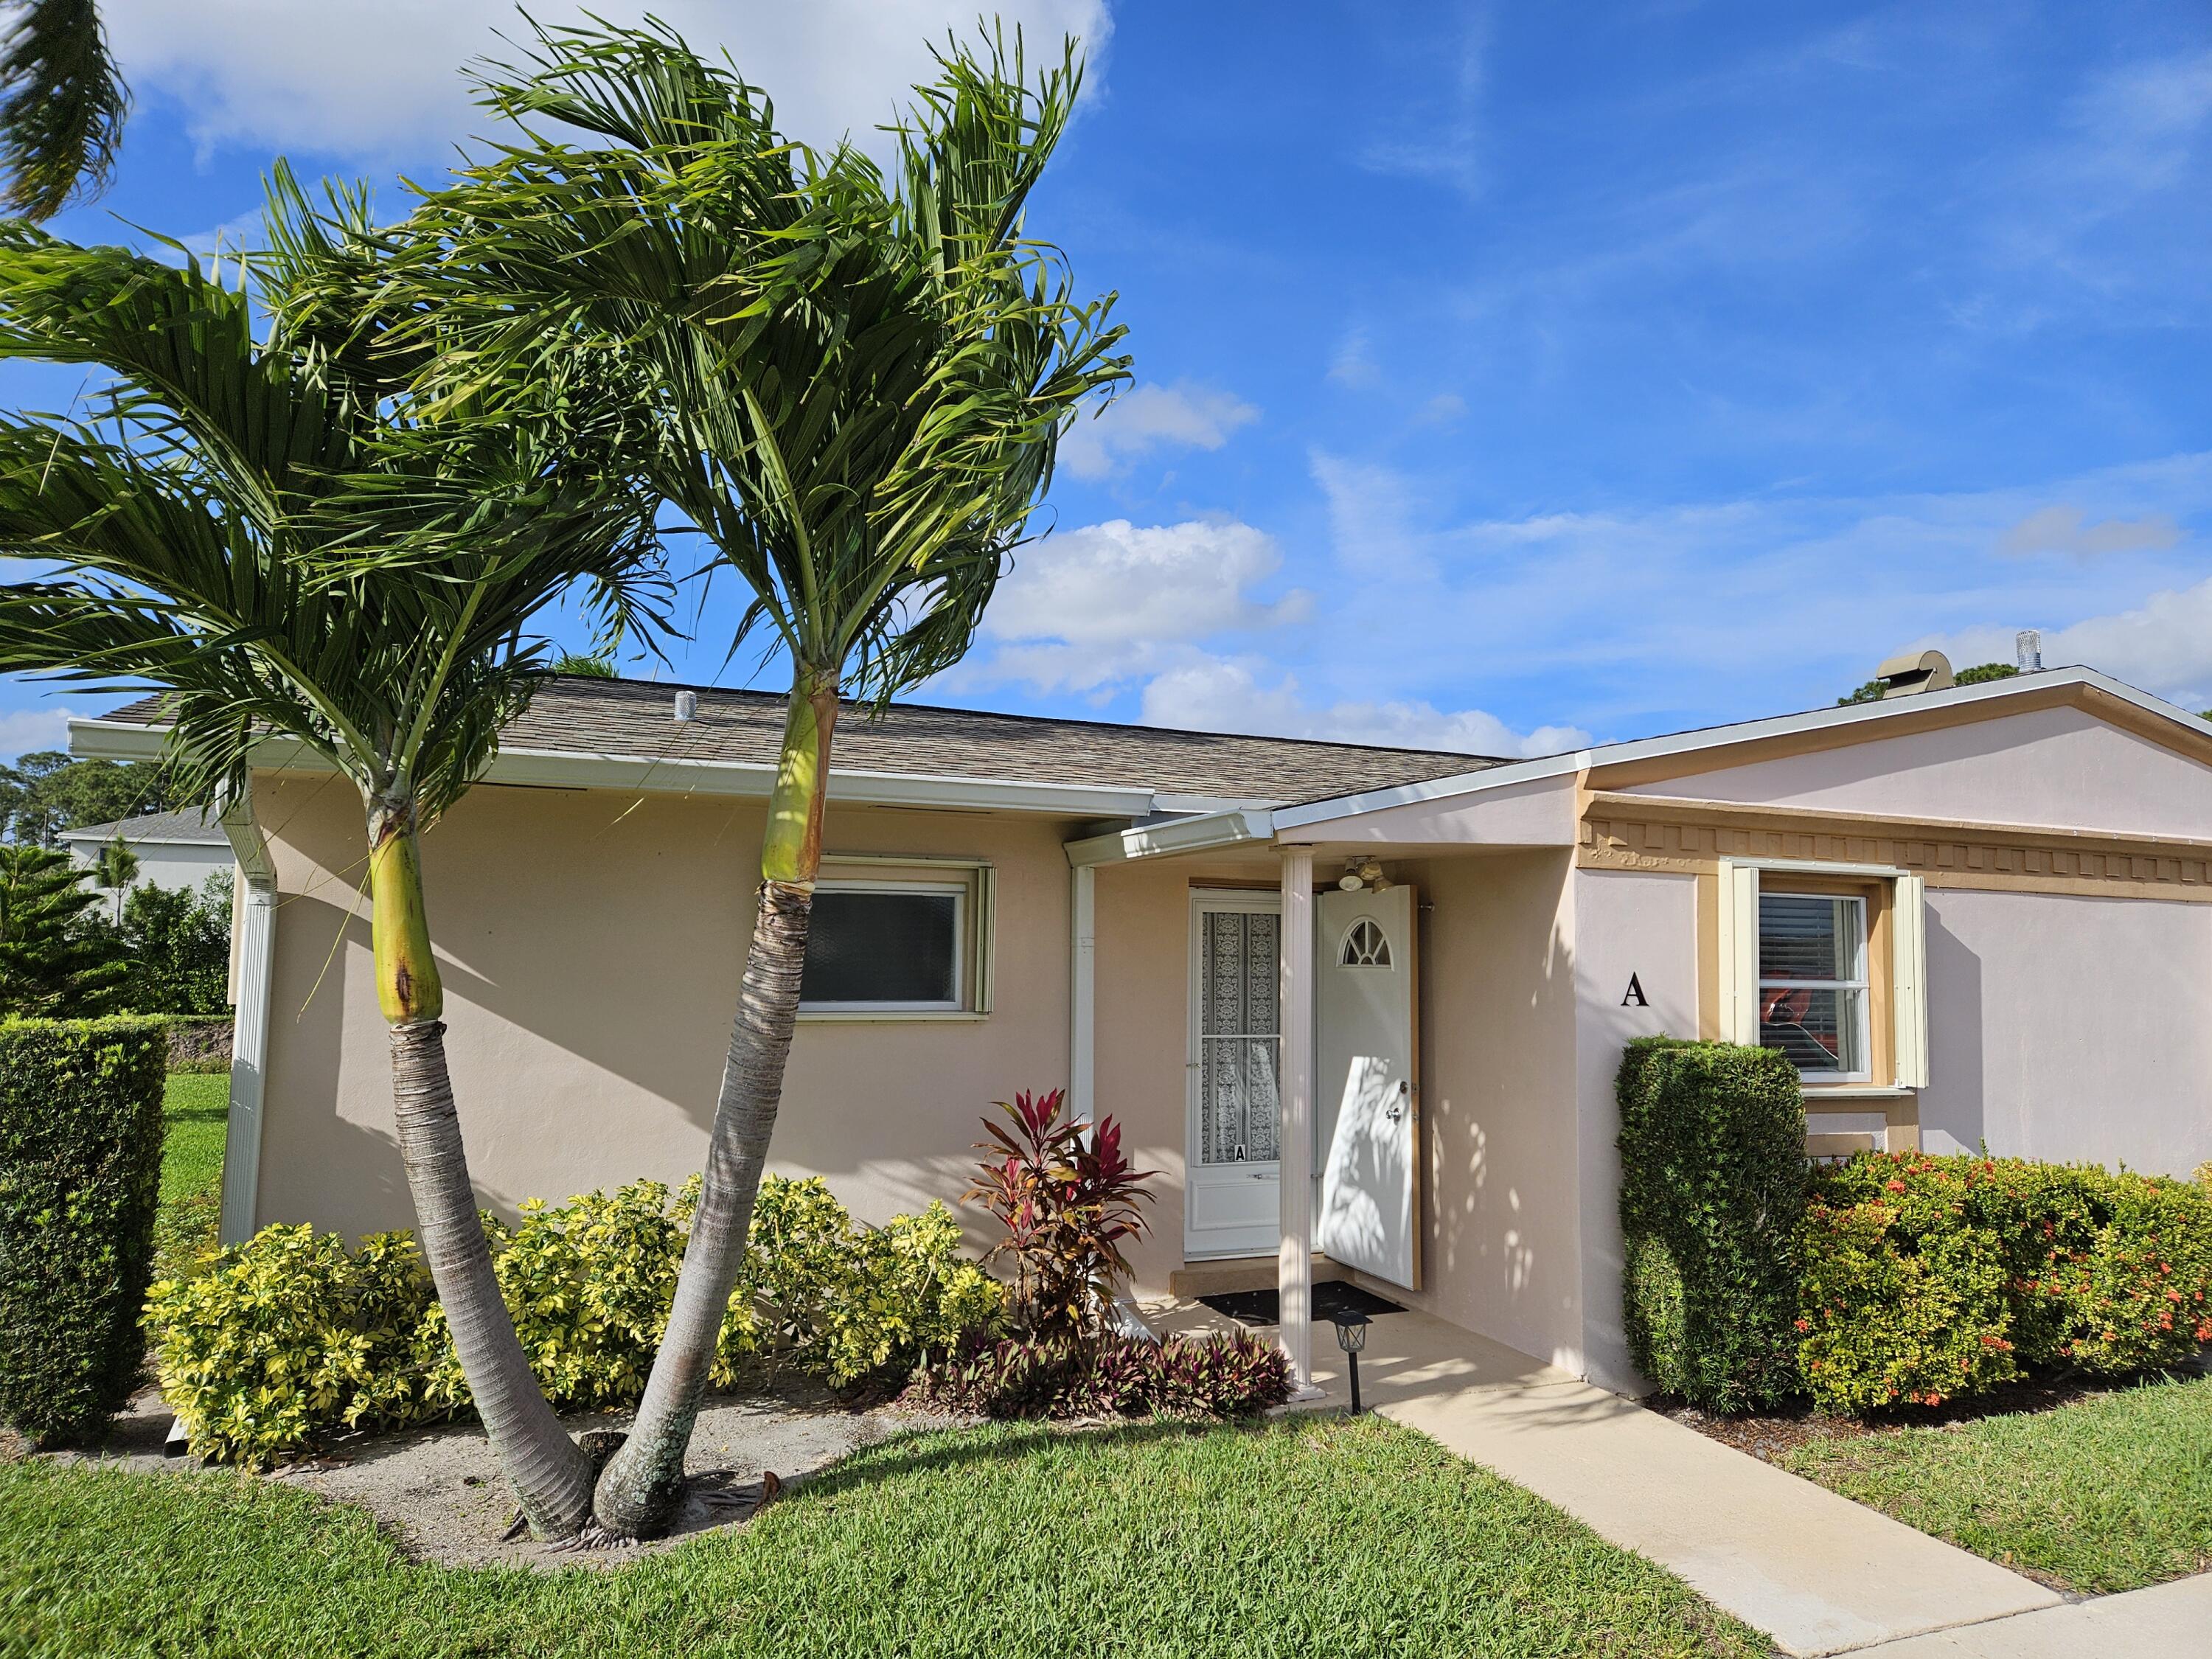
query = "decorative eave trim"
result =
(1579, 790, 2212, 900)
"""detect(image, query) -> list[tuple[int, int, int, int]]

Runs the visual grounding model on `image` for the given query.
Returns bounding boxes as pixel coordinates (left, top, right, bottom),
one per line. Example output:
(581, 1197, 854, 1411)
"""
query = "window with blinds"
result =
(1756, 892, 1869, 1080)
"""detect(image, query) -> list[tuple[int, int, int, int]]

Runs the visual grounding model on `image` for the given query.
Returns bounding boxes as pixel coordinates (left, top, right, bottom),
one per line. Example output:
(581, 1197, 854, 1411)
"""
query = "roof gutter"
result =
(66, 717, 1262, 821)
(1064, 807, 1276, 869)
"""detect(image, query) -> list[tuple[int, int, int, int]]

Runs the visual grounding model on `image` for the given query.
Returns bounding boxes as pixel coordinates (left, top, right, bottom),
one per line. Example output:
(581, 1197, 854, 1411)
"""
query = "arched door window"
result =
(1338, 917, 1392, 968)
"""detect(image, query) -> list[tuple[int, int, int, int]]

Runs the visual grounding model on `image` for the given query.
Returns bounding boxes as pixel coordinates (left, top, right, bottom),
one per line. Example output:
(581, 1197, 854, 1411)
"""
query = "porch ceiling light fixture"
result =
(1338, 859, 1392, 892)
(1329, 1309, 1371, 1414)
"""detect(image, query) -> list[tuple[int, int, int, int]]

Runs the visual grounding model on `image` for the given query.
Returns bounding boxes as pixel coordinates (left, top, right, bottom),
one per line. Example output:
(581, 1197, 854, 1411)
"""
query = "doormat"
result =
(1196, 1279, 1404, 1329)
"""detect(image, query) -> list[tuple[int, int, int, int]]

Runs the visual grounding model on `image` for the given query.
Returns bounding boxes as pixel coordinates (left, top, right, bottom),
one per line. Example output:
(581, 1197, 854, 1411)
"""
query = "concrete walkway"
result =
(1144, 1297, 2116, 1657)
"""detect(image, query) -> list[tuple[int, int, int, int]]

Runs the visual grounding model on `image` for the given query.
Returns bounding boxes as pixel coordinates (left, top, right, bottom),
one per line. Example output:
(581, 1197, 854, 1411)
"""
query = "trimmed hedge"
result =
(147, 1175, 1005, 1466)
(1801, 1152, 2212, 1412)
(0, 1017, 169, 1444)
(1617, 1037, 1806, 1411)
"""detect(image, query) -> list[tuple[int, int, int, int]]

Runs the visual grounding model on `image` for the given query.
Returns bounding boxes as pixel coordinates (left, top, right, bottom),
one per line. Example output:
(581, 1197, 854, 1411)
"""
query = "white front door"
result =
(1315, 886, 1420, 1289)
(1185, 890, 1281, 1259)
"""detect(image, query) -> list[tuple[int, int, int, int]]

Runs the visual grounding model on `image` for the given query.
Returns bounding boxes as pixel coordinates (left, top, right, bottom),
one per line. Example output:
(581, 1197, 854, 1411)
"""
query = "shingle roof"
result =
(100, 677, 1503, 807)
(60, 806, 224, 844)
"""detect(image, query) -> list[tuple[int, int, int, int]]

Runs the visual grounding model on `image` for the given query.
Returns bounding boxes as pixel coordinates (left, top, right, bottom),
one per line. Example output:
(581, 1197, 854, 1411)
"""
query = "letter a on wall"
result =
(1621, 973, 1648, 1008)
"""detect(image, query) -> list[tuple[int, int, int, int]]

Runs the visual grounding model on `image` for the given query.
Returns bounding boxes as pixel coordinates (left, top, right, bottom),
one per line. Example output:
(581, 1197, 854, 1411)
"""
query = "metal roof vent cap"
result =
(2016, 630, 2043, 672)
(1873, 650, 1953, 699)
(673, 690, 698, 722)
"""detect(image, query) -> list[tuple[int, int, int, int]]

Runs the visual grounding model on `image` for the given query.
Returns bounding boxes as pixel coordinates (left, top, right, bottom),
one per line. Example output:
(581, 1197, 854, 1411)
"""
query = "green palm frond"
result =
(0, 0, 127, 221)
(0, 184, 668, 829)
(400, 17, 1128, 708)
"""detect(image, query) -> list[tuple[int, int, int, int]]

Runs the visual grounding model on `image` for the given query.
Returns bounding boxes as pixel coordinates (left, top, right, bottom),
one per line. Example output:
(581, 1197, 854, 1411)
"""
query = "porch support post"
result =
(1068, 864, 1096, 1123)
(1277, 845, 1315, 1391)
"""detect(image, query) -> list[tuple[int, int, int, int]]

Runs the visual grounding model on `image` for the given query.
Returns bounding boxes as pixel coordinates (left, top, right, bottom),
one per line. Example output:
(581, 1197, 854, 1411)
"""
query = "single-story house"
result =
(69, 661, 2212, 1393)
(61, 807, 232, 897)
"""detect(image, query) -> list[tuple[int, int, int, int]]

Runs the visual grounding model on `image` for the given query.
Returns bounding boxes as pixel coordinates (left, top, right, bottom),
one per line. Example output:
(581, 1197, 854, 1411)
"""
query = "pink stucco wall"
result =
(1569, 868, 1698, 1392)
(1921, 887, 2212, 1176)
(1621, 703, 2212, 840)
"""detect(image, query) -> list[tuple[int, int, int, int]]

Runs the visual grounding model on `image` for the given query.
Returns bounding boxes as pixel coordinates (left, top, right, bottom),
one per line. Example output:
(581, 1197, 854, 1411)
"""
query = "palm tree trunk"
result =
(372, 804, 595, 1541)
(593, 670, 838, 1539)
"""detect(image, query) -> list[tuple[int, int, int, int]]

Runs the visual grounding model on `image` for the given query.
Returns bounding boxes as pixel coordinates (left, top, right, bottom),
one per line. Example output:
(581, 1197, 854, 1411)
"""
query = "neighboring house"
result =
(61, 807, 232, 897)
(69, 664, 2212, 1394)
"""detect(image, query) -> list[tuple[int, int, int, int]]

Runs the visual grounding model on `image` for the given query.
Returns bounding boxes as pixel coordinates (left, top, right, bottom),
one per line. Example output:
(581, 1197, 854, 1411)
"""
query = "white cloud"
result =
(1057, 381, 1258, 481)
(102, 1, 1110, 161)
(1938, 575, 2212, 712)
(1326, 325, 1382, 389)
(974, 518, 1308, 691)
(2000, 504, 2183, 557)
(0, 704, 80, 759)
(1138, 657, 1585, 759)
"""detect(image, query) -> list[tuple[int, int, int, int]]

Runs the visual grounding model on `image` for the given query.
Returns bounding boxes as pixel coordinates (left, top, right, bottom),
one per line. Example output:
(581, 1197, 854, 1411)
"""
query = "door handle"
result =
(1384, 1079, 1411, 1124)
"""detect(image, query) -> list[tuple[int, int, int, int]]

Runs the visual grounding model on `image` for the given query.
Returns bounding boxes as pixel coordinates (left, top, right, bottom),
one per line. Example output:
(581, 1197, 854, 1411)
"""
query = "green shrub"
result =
(0, 1016, 168, 1443)
(1799, 1152, 2212, 1413)
(148, 1174, 1005, 1465)
(1615, 1037, 1806, 1411)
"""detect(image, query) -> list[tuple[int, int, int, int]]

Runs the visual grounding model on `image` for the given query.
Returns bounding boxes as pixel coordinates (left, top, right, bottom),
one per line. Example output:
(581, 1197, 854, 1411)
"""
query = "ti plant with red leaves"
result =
(967, 1088, 1155, 1336)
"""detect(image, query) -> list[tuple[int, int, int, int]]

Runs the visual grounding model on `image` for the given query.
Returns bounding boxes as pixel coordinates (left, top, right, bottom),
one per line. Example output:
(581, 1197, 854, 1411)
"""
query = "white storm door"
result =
(1315, 886, 1420, 1289)
(1185, 891, 1281, 1260)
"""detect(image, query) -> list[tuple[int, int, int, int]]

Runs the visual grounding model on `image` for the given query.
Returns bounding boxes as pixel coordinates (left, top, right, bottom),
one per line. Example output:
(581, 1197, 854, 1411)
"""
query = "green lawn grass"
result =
(0, 1413, 1767, 1659)
(1781, 1372, 2212, 1593)
(151, 1073, 228, 1284)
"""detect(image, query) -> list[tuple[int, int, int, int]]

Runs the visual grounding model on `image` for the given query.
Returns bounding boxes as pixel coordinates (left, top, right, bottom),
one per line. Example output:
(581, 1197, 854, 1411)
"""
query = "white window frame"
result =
(797, 855, 995, 1020)
(1716, 857, 1930, 1093)
(1756, 890, 1871, 1084)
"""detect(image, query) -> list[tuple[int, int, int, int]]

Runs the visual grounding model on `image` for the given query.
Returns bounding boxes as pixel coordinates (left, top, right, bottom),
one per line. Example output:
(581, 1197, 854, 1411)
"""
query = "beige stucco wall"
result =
(1619, 703, 2212, 839)
(249, 772, 1085, 1259)
(1921, 887, 2212, 1176)
(1365, 850, 1582, 1368)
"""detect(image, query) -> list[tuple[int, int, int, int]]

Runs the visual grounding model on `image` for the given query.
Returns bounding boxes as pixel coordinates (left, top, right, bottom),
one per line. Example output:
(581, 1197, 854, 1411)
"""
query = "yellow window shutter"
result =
(1891, 873, 1929, 1088)
(1714, 860, 1761, 1045)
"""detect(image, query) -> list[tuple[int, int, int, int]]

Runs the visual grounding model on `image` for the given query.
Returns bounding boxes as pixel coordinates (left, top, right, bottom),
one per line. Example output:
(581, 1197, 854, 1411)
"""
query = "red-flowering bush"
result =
(914, 1329, 1290, 1420)
(965, 1088, 1155, 1335)
(1799, 1152, 2212, 1413)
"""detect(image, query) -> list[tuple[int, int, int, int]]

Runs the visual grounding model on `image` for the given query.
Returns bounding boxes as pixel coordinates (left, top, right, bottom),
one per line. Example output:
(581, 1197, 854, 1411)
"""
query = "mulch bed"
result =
(1647, 1366, 2190, 1462)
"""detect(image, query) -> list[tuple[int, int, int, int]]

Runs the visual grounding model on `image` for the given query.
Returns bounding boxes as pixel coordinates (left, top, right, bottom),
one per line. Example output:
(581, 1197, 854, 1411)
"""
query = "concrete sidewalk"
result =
(1146, 1297, 2079, 1657)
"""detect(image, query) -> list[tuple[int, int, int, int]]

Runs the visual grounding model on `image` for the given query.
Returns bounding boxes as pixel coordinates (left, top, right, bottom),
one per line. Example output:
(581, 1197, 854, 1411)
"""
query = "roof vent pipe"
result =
(2016, 630, 2042, 672)
(673, 690, 698, 722)
(1872, 649, 1953, 698)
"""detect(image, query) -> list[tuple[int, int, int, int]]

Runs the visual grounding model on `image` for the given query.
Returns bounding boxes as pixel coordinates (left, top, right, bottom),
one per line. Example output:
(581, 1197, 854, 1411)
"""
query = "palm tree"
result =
(0, 0, 127, 220)
(408, 20, 1129, 1535)
(90, 830, 133, 922)
(0, 176, 663, 1539)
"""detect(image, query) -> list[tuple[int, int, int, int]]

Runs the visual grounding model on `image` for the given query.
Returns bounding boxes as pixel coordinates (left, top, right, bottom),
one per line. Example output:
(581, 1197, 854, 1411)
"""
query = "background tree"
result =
(0, 840, 122, 1014)
(0, 750, 169, 843)
(413, 19, 1129, 1535)
(0, 178, 664, 1539)
(1839, 661, 2017, 705)
(0, 0, 127, 220)
(88, 830, 132, 921)
(548, 650, 616, 677)
(112, 872, 230, 1013)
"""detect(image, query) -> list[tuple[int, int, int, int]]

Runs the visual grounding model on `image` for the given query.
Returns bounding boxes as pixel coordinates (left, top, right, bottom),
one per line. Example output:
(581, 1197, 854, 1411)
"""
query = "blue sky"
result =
(4, 1, 2208, 759)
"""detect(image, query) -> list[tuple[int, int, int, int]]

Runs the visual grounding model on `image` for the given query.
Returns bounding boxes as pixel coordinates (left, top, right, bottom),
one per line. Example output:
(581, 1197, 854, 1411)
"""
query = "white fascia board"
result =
(58, 830, 227, 849)
(1274, 667, 2193, 832)
(1064, 807, 1275, 868)
(68, 717, 1207, 820)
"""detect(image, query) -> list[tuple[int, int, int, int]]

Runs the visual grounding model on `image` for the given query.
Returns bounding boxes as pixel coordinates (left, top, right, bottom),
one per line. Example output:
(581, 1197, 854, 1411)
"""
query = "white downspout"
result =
(1276, 846, 1318, 1394)
(218, 782, 277, 1246)
(1068, 863, 1095, 1124)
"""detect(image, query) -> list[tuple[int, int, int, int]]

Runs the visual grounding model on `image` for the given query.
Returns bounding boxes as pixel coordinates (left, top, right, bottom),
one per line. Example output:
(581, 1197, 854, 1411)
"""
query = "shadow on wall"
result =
(1407, 852, 1574, 1350)
(1919, 908, 1986, 1158)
